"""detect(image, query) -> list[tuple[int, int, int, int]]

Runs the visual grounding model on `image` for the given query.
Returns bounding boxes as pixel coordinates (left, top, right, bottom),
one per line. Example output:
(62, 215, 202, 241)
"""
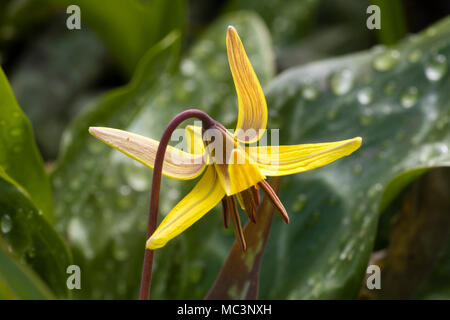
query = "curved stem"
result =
(139, 109, 215, 300)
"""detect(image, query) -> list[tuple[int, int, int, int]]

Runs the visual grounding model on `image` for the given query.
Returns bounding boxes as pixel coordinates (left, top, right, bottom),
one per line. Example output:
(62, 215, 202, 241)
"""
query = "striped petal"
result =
(248, 137, 362, 176)
(185, 125, 204, 155)
(227, 26, 267, 143)
(89, 127, 206, 180)
(147, 166, 225, 249)
(214, 147, 266, 196)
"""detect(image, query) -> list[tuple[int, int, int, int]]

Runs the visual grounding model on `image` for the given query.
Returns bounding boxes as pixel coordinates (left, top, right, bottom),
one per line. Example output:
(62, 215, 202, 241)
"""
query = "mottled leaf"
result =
(257, 17, 450, 299)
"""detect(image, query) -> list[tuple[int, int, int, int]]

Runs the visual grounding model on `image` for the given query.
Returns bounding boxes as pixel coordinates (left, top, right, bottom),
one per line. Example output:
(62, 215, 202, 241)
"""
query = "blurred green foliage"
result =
(0, 0, 449, 300)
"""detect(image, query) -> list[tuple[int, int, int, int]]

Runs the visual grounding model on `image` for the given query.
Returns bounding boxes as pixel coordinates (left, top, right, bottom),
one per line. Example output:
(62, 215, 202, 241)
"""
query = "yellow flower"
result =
(89, 26, 362, 251)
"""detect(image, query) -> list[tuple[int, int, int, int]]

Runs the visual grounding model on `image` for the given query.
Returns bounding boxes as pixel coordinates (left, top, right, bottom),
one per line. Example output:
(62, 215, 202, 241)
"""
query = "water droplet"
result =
(302, 84, 319, 100)
(1, 215, 12, 233)
(180, 59, 196, 76)
(425, 54, 447, 82)
(408, 49, 422, 63)
(329, 69, 354, 95)
(367, 183, 383, 198)
(373, 49, 400, 71)
(401, 87, 419, 108)
(357, 87, 373, 105)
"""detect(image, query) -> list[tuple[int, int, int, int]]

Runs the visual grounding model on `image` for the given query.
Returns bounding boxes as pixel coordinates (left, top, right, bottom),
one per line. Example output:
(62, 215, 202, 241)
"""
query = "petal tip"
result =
(146, 237, 160, 250)
(353, 137, 363, 148)
(88, 126, 97, 135)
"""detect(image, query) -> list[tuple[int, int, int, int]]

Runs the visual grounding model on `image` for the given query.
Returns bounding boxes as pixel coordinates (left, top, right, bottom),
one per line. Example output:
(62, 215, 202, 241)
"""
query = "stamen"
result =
(221, 197, 229, 228)
(258, 179, 290, 224)
(240, 189, 257, 223)
(227, 196, 247, 251)
(251, 185, 260, 207)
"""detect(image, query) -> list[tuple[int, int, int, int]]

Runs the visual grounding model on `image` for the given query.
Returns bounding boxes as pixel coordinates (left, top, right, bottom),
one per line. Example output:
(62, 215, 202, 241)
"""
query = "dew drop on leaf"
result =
(401, 86, 419, 108)
(373, 49, 400, 72)
(357, 87, 373, 105)
(180, 59, 197, 76)
(302, 83, 319, 101)
(408, 49, 422, 63)
(1, 214, 12, 234)
(424, 54, 447, 82)
(329, 69, 354, 95)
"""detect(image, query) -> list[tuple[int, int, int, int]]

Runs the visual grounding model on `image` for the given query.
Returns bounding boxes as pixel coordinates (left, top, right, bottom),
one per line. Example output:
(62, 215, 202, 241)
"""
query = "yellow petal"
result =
(185, 125, 204, 155)
(89, 127, 206, 180)
(227, 26, 267, 143)
(214, 147, 265, 196)
(248, 137, 362, 176)
(147, 166, 225, 249)
(204, 126, 265, 195)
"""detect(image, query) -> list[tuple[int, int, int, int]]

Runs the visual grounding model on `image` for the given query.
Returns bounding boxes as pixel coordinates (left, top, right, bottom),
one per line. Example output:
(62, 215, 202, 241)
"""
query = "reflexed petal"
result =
(89, 127, 206, 180)
(248, 137, 362, 176)
(227, 26, 267, 143)
(147, 166, 225, 249)
(214, 147, 265, 196)
(185, 125, 205, 155)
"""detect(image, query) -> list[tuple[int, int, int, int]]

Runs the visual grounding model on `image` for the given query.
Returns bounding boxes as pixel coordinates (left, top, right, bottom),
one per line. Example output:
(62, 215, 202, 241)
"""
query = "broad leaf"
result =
(0, 240, 55, 300)
(10, 19, 106, 159)
(51, 0, 185, 76)
(256, 17, 450, 299)
(225, 0, 320, 51)
(0, 169, 72, 298)
(0, 68, 53, 222)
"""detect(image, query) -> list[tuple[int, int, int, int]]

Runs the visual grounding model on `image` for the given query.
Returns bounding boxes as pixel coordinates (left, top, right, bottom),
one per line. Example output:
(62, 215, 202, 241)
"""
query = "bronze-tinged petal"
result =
(239, 188, 257, 224)
(227, 196, 247, 251)
(221, 197, 230, 229)
(226, 26, 268, 143)
(258, 179, 289, 224)
(251, 185, 261, 207)
(89, 127, 207, 180)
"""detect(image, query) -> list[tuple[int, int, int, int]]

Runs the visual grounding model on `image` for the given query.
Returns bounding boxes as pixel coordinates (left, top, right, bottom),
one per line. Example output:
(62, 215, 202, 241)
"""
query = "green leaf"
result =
(0, 240, 55, 300)
(0, 68, 53, 222)
(256, 17, 450, 298)
(0, 169, 72, 298)
(52, 12, 274, 299)
(225, 0, 320, 51)
(10, 18, 106, 159)
(51, 0, 185, 76)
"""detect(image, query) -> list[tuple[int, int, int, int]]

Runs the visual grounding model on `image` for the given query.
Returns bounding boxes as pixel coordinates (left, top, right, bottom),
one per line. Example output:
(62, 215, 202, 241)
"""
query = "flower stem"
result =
(139, 109, 215, 300)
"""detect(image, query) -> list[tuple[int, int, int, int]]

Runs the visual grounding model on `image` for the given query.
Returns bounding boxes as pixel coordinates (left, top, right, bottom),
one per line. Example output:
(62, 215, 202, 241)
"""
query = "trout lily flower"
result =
(89, 26, 362, 251)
